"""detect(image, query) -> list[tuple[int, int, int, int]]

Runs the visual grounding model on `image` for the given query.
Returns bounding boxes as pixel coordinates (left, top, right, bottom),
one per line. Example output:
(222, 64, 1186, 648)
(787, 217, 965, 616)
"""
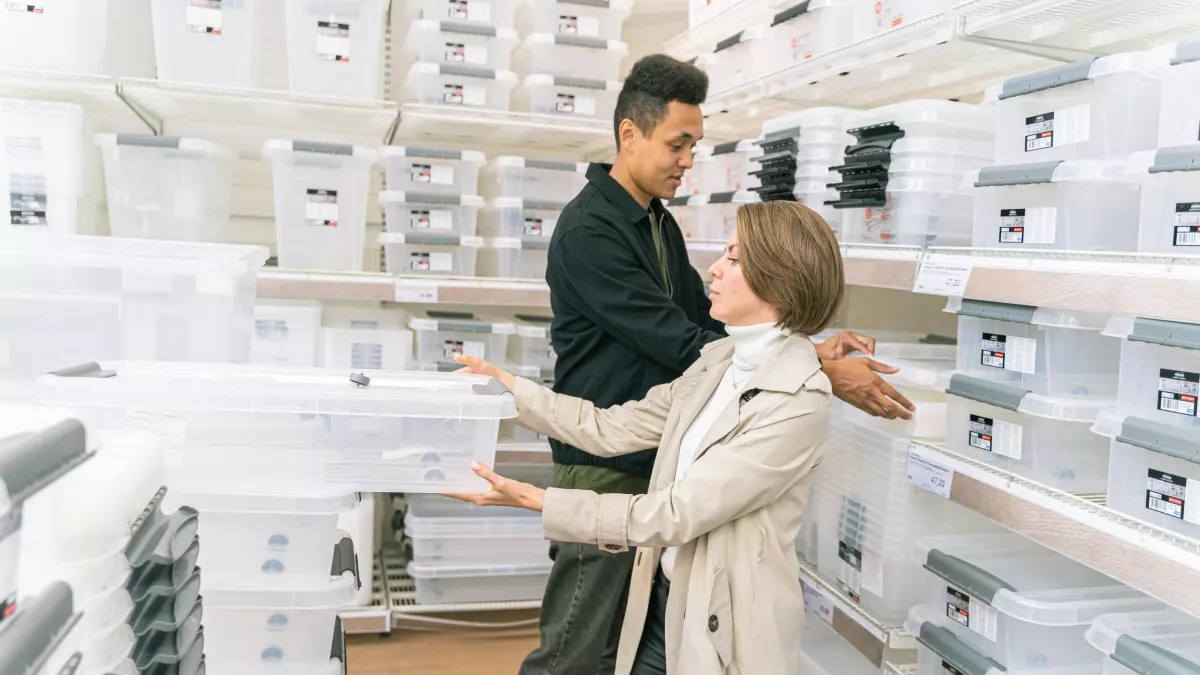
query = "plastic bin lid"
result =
(485, 236, 551, 250)
(489, 156, 587, 173)
(0, 232, 269, 275)
(847, 99, 995, 130)
(204, 567, 357, 608)
(1091, 412, 1200, 466)
(378, 190, 485, 207)
(406, 559, 553, 579)
(1103, 315, 1200, 349)
(379, 231, 485, 247)
(705, 190, 760, 204)
(1086, 608, 1200, 671)
(906, 606, 1006, 675)
(408, 312, 518, 335)
(410, 62, 519, 82)
(946, 298, 1109, 330)
(487, 196, 568, 211)
(760, 107, 853, 136)
(381, 146, 487, 164)
(523, 33, 629, 54)
(522, 74, 621, 90)
(33, 361, 517, 419)
(973, 158, 1138, 187)
(0, 404, 93, 511)
(515, 316, 552, 338)
(94, 134, 236, 159)
(945, 373, 1109, 422)
(711, 139, 762, 155)
(522, 0, 632, 10)
(162, 486, 359, 515)
(715, 25, 770, 52)
(262, 138, 378, 159)
(991, 50, 1165, 101)
(879, 175, 970, 194)
(409, 18, 518, 41)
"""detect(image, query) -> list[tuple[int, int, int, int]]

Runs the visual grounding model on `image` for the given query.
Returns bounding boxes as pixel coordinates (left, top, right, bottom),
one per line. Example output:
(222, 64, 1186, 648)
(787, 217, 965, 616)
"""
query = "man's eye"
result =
(670, 145, 683, 152)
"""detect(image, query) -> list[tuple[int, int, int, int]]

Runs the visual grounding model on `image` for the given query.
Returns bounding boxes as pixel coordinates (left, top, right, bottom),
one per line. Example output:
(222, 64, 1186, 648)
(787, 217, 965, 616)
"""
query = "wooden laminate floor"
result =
(346, 610, 542, 675)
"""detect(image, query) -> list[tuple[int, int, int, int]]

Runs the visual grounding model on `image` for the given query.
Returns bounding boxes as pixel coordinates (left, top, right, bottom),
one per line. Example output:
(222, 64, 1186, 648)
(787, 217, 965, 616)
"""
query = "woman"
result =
(449, 201, 859, 675)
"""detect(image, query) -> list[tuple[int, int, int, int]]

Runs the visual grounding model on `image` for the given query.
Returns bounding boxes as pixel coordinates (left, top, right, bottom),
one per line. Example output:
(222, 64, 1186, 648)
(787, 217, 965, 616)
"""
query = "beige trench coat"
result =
(509, 332, 831, 675)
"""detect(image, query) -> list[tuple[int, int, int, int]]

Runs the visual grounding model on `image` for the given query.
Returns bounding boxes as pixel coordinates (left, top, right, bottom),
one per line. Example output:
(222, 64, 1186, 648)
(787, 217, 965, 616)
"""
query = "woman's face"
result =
(707, 232, 780, 327)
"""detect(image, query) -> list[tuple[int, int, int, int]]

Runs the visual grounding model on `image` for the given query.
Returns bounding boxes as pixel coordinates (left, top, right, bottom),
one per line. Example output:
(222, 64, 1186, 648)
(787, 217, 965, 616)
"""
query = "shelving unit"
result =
(340, 552, 394, 635)
(393, 104, 613, 160)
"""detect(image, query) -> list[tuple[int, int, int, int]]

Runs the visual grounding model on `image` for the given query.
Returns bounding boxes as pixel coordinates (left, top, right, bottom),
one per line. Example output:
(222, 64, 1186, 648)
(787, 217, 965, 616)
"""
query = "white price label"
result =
(913, 260, 972, 296)
(802, 582, 835, 625)
(906, 448, 954, 499)
(395, 282, 439, 303)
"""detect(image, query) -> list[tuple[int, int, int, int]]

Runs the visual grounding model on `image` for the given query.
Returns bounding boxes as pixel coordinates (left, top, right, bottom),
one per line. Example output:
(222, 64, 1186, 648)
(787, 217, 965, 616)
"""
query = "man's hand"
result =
(822, 357, 915, 420)
(815, 330, 875, 361)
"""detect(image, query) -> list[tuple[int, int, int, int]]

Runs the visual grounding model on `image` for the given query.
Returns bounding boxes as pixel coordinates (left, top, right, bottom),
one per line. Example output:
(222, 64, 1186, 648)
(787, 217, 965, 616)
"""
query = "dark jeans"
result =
(630, 568, 669, 675)
(520, 542, 636, 675)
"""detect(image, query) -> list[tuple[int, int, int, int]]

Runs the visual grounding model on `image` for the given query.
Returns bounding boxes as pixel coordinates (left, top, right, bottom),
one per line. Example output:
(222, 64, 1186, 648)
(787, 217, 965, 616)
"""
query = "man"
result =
(522, 54, 914, 675)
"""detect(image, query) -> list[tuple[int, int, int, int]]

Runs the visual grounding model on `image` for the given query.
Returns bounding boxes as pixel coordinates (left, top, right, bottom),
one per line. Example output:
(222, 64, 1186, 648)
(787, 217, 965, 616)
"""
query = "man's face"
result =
(625, 101, 705, 200)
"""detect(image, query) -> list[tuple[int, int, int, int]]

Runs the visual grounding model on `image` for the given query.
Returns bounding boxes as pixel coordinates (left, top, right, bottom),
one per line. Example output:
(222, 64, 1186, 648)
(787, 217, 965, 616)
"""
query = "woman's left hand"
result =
(442, 462, 546, 512)
(815, 330, 875, 361)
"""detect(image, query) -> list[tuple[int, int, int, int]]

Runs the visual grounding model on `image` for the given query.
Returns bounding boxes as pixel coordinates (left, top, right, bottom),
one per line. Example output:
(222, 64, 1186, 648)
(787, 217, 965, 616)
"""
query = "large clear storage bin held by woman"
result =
(409, 312, 515, 365)
(1130, 144, 1200, 253)
(380, 192, 485, 237)
(379, 231, 483, 276)
(514, 75, 621, 119)
(400, 63, 519, 110)
(401, 19, 520, 72)
(263, 140, 377, 272)
(987, 51, 1166, 165)
(516, 0, 632, 40)
(481, 156, 587, 202)
(283, 0, 388, 98)
(0, 99, 85, 235)
(382, 146, 486, 196)
(96, 134, 236, 243)
(1157, 36, 1200, 148)
(1086, 608, 1200, 675)
(512, 34, 629, 82)
(151, 0, 266, 87)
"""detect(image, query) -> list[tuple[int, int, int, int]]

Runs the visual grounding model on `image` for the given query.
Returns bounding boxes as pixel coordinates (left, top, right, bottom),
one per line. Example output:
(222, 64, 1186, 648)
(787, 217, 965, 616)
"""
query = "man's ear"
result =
(618, 118, 639, 152)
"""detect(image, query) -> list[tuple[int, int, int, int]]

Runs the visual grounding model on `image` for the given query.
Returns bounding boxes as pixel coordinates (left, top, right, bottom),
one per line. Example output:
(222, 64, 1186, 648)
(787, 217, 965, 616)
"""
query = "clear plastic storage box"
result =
(380, 191, 485, 236)
(793, 187, 845, 239)
(419, 0, 521, 29)
(667, 196, 702, 239)
(692, 191, 760, 240)
(1130, 145, 1200, 253)
(769, 0, 860, 67)
(479, 198, 564, 238)
(96, 134, 236, 243)
(481, 156, 587, 201)
(32, 361, 518, 494)
(968, 159, 1141, 251)
(704, 139, 763, 193)
(477, 237, 549, 279)
(251, 301, 323, 367)
(1159, 37, 1200, 147)
(988, 51, 1165, 165)
(0, 0, 154, 75)
(379, 232, 483, 276)
(0, 99, 84, 235)
(514, 75, 620, 119)
(797, 606, 881, 675)
(513, 34, 628, 82)
(150, 0, 265, 87)
(407, 559, 552, 604)
(708, 25, 771, 95)
(263, 140, 378, 272)
(508, 316, 555, 369)
(517, 0, 632, 40)
(1086, 608, 1200, 675)
(400, 63, 518, 110)
(382, 146, 486, 196)
(404, 495, 546, 564)
(1104, 316, 1200, 433)
(846, 100, 995, 142)
(913, 533, 1160, 670)
(865, 0, 955, 35)
(284, 0, 388, 98)
(0, 233, 267, 378)
(321, 326, 413, 371)
(838, 176, 975, 248)
(409, 313, 515, 365)
(401, 19, 520, 71)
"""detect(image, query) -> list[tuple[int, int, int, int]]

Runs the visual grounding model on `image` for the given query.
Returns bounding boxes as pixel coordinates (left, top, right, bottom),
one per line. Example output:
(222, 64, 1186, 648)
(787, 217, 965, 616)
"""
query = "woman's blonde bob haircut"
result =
(735, 201, 844, 335)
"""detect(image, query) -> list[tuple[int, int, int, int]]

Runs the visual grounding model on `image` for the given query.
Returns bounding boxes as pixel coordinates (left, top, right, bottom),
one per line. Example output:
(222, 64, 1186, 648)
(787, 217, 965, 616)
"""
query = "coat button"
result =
(605, 544, 621, 551)
(708, 615, 719, 633)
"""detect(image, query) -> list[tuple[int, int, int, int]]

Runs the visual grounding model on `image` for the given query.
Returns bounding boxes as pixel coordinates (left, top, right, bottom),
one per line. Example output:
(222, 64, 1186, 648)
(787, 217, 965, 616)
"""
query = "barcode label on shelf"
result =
(558, 14, 600, 36)
(410, 163, 454, 186)
(980, 333, 1036, 374)
(395, 282, 438, 304)
(946, 586, 999, 641)
(1175, 203, 1200, 246)
(443, 84, 485, 106)
(1158, 369, 1199, 417)
(445, 42, 487, 65)
(912, 260, 972, 296)
(186, 0, 221, 34)
(316, 21, 351, 62)
(968, 414, 1023, 460)
(556, 93, 596, 116)
(6, 3, 43, 13)
(1025, 105, 1089, 153)
(443, 340, 486, 359)
(801, 582, 835, 625)
(906, 447, 954, 499)
(999, 207, 1056, 244)
(305, 189, 339, 227)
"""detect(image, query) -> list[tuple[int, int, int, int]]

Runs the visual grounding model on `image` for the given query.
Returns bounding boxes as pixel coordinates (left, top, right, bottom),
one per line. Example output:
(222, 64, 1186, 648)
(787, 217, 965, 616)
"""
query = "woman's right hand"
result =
(454, 355, 517, 391)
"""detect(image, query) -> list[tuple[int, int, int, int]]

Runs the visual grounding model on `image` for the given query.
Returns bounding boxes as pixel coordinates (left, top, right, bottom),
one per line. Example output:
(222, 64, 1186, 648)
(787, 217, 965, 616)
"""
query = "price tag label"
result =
(395, 282, 438, 304)
(802, 582, 835, 625)
(913, 260, 973, 297)
(906, 447, 954, 499)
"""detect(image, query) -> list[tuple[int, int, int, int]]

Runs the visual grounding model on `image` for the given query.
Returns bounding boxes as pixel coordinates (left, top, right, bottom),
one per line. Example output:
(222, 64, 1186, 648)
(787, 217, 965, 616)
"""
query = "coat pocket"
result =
(706, 567, 734, 669)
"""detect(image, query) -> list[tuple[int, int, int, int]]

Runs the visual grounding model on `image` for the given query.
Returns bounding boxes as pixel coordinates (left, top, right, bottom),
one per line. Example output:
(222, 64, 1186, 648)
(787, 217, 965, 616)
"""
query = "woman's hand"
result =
(454, 355, 518, 391)
(442, 462, 546, 512)
(815, 330, 875, 361)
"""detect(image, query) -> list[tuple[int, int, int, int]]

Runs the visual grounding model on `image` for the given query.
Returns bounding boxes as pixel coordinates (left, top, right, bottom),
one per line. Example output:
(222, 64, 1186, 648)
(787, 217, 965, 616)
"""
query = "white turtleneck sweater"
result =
(660, 321, 788, 581)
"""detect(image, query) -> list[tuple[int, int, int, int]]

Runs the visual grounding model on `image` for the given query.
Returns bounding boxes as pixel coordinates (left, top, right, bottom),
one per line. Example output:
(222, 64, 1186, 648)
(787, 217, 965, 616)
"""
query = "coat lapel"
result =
(652, 342, 732, 488)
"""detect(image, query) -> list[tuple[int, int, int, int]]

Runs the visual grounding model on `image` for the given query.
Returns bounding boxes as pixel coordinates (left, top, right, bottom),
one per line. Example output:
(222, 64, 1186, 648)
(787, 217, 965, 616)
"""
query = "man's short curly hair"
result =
(614, 54, 708, 148)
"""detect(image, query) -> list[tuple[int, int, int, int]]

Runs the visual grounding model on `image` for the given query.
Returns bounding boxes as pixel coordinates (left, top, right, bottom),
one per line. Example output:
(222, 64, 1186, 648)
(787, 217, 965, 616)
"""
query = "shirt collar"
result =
(586, 163, 668, 226)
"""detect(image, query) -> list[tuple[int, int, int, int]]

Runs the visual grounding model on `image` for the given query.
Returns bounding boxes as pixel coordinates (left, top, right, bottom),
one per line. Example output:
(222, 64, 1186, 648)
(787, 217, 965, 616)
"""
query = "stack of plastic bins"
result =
(400, 20, 520, 73)
(416, 0, 521, 28)
(508, 316, 556, 370)
(516, 0, 632, 39)
(0, 233, 268, 379)
(479, 198, 565, 238)
(707, 26, 770, 95)
(1092, 316, 1200, 539)
(408, 557, 552, 604)
(404, 495, 546, 565)
(754, 108, 854, 234)
(321, 325, 413, 371)
(0, 0, 154, 76)
(863, 0, 955, 37)
(512, 35, 628, 82)
(1, 99, 84, 234)
(1086, 608, 1200, 675)
(380, 192, 485, 237)
(150, 0, 265, 87)
(514, 75, 621, 119)
(409, 312, 516, 366)
(768, 1, 861, 67)
(263, 140, 377, 272)
(967, 158, 1141, 250)
(796, 611, 880, 675)
(283, 0, 388, 98)
(831, 101, 993, 247)
(400, 63, 519, 110)
(912, 533, 1161, 671)
(907, 606, 1096, 675)
(481, 156, 587, 202)
(379, 231, 484, 276)
(701, 140, 763, 193)
(1158, 37, 1200, 147)
(689, 192, 761, 242)
(987, 51, 1165, 166)
(478, 236, 549, 279)
(382, 147, 486, 196)
(1130, 144, 1200, 253)
(251, 301, 323, 367)
(945, 299, 1119, 492)
(96, 134, 236, 243)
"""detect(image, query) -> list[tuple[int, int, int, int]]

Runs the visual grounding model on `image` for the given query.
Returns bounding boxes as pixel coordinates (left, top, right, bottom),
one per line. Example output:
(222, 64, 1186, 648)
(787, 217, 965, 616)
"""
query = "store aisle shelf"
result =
(795, 553, 916, 667)
(0, 68, 143, 130)
(257, 270, 553, 307)
(394, 104, 614, 160)
(910, 441, 1200, 617)
(663, 0, 778, 61)
(340, 552, 393, 635)
(258, 269, 398, 303)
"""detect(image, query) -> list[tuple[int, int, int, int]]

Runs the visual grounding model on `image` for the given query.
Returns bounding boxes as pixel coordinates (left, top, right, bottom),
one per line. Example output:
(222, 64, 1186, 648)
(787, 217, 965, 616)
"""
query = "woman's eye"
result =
(727, 257, 739, 266)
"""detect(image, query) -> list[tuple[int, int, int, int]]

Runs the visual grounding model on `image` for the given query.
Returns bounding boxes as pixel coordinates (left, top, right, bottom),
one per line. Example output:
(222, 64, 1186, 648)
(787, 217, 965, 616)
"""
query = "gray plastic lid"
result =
(554, 75, 607, 90)
(974, 161, 1064, 187)
(403, 231, 462, 246)
(563, 0, 611, 6)
(426, 311, 496, 334)
(116, 135, 183, 149)
(293, 140, 354, 156)
(441, 63, 497, 79)
(924, 549, 1016, 604)
(715, 31, 744, 52)
(1127, 318, 1200, 350)
(1118, 417, 1200, 466)
(399, 147, 467, 160)
(133, 618, 203, 670)
(1172, 36, 1200, 66)
(398, 192, 471, 206)
(525, 158, 579, 172)
(126, 491, 200, 568)
(128, 536, 200, 606)
(440, 19, 497, 36)
(521, 236, 551, 250)
(0, 582, 79, 675)
(1113, 634, 1200, 675)
(667, 196, 690, 207)
(523, 199, 567, 212)
(130, 572, 202, 636)
(555, 34, 608, 49)
(955, 299, 1037, 325)
(918, 623, 1006, 675)
(0, 418, 89, 506)
(710, 191, 737, 204)
(1149, 145, 1200, 174)
(1000, 57, 1097, 99)
(947, 374, 1030, 412)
